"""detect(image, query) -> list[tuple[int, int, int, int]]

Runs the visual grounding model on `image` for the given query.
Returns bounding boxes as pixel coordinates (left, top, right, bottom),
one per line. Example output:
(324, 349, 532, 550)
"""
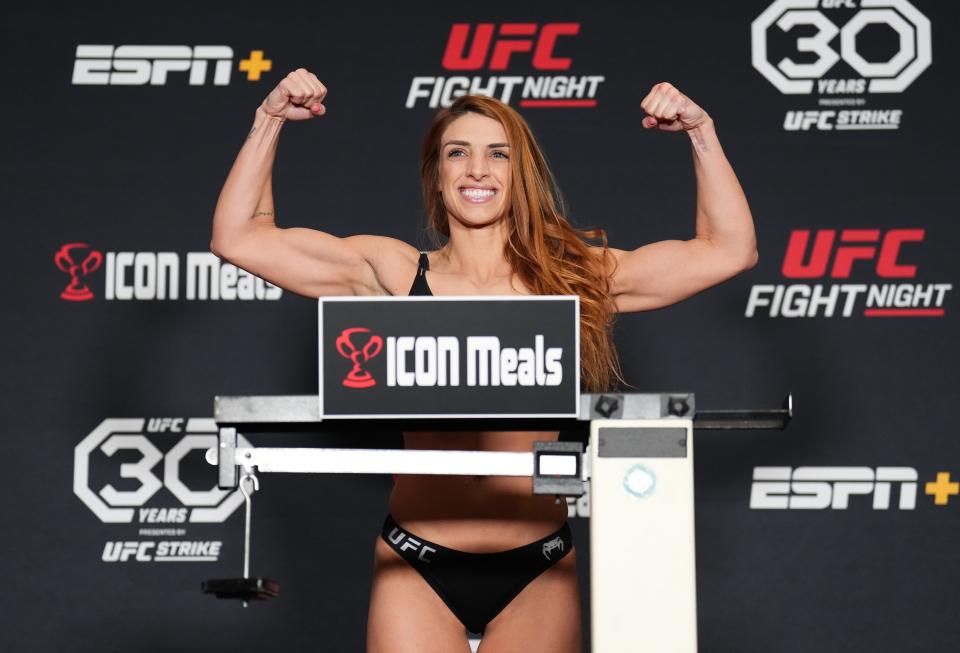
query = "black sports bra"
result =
(408, 251, 434, 296)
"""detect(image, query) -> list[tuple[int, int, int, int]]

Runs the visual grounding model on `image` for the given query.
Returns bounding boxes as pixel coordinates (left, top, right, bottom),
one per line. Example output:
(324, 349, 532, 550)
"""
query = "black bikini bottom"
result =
(380, 514, 573, 635)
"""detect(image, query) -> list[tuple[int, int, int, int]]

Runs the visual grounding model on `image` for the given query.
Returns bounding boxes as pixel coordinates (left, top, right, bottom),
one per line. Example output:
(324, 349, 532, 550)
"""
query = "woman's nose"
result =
(466, 155, 489, 179)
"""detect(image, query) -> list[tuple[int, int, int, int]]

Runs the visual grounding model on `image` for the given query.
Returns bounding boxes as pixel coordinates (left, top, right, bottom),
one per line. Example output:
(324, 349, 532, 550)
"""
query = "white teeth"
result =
(460, 188, 495, 199)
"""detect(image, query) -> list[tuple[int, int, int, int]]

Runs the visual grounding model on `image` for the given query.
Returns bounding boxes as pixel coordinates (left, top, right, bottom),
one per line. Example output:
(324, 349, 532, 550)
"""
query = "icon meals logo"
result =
(336, 327, 384, 388)
(338, 331, 564, 387)
(55, 243, 103, 301)
(751, 0, 932, 131)
(406, 22, 604, 109)
(54, 245, 282, 301)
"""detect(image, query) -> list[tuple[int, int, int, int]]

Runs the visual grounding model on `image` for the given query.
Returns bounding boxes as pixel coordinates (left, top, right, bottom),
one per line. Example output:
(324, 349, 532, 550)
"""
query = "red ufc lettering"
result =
(533, 23, 580, 69)
(442, 24, 495, 70)
(442, 23, 580, 71)
(831, 229, 879, 278)
(781, 230, 834, 278)
(782, 229, 924, 279)
(490, 23, 537, 70)
(876, 229, 923, 277)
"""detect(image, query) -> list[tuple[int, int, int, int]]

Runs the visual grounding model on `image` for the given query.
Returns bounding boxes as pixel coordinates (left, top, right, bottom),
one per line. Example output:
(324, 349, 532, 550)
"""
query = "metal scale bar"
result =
(207, 392, 791, 653)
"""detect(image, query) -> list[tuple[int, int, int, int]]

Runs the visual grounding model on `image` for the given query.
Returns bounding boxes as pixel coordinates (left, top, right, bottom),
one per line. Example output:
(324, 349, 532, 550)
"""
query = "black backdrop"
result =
(3, 1, 958, 651)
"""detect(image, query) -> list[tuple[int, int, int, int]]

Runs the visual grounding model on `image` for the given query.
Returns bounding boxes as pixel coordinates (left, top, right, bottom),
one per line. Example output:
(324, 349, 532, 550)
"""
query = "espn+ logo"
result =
(751, 0, 932, 131)
(72, 46, 272, 86)
(406, 22, 604, 109)
(750, 467, 960, 510)
(751, 467, 918, 509)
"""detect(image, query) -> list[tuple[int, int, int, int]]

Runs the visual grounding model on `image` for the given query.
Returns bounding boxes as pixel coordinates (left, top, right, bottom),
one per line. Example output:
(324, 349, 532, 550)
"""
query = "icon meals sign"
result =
(318, 296, 579, 418)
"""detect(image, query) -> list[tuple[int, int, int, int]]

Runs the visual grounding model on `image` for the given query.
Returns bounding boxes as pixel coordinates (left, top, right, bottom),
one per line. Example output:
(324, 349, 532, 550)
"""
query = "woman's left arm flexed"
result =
(607, 82, 758, 314)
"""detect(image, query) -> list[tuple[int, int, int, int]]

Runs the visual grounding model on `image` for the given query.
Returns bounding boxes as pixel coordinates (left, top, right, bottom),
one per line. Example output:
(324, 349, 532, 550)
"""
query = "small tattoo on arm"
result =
(690, 130, 709, 153)
(253, 210, 274, 218)
(247, 126, 257, 139)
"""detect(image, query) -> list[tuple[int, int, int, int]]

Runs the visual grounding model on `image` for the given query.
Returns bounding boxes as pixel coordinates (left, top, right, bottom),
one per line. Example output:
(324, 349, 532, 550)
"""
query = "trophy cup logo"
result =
(335, 327, 383, 388)
(55, 243, 103, 301)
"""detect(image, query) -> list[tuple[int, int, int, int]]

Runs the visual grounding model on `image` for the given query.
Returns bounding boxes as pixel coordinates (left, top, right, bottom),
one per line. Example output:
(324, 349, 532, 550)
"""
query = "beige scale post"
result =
(589, 415, 697, 653)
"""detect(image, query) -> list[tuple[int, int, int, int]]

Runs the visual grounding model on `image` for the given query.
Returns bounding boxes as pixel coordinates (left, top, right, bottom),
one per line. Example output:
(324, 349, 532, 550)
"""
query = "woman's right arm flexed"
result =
(211, 69, 412, 298)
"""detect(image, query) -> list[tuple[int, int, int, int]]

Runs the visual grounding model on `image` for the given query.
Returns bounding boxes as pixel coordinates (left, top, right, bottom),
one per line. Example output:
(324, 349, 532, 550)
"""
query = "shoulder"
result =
(585, 244, 620, 271)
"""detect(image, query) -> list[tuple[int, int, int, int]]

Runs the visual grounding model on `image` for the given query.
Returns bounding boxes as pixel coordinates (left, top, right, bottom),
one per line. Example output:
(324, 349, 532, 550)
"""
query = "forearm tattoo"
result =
(689, 128, 709, 153)
(253, 210, 274, 218)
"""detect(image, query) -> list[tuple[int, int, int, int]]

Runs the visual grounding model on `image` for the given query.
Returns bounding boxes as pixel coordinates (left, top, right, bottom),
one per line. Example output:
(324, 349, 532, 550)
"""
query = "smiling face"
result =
(437, 112, 511, 230)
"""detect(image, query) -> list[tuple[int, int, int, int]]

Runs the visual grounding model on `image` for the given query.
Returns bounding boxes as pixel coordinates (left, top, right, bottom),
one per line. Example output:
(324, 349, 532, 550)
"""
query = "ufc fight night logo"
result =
(72, 46, 273, 86)
(406, 23, 604, 108)
(74, 418, 253, 563)
(751, 0, 932, 130)
(745, 228, 952, 318)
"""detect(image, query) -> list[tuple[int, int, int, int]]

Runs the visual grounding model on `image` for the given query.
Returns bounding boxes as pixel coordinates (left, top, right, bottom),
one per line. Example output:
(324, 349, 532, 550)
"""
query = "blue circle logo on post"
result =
(623, 464, 656, 499)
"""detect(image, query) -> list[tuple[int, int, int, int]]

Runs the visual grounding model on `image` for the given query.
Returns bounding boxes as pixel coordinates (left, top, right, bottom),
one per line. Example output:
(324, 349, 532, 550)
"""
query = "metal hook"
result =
(240, 472, 259, 500)
(238, 471, 259, 607)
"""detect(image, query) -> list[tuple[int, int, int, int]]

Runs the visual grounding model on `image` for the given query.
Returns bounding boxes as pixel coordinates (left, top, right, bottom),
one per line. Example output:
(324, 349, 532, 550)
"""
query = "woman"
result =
(212, 68, 757, 652)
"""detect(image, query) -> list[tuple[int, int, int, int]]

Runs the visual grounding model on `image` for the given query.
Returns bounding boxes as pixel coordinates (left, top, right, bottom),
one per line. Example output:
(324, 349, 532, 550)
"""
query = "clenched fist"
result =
(261, 68, 327, 121)
(641, 83, 709, 132)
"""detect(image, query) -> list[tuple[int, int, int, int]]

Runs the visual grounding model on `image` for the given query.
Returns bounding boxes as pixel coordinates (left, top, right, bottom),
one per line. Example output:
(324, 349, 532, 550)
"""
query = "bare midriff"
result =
(389, 430, 568, 553)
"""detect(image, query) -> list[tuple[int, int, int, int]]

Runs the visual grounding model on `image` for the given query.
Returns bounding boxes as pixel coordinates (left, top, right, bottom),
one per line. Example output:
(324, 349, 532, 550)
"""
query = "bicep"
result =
(606, 238, 748, 313)
(213, 224, 414, 298)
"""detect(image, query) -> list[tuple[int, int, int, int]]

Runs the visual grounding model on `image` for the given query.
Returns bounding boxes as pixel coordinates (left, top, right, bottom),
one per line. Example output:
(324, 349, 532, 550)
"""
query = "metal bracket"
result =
(532, 440, 584, 496)
(217, 427, 238, 490)
(693, 393, 793, 430)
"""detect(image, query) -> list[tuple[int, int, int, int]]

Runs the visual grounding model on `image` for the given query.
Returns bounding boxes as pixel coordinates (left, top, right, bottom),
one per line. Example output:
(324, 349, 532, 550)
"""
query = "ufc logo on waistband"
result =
(387, 527, 437, 563)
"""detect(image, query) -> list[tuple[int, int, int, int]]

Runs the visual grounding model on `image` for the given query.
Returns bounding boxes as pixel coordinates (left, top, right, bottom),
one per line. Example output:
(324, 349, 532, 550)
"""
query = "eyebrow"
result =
(443, 140, 510, 148)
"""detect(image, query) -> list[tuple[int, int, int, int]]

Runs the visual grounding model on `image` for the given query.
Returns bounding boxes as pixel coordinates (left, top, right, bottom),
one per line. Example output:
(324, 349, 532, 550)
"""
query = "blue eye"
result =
(492, 151, 509, 159)
(447, 149, 466, 158)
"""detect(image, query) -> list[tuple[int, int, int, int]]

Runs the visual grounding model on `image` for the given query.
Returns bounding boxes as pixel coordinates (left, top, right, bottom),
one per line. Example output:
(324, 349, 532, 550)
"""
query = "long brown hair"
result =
(420, 94, 624, 391)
